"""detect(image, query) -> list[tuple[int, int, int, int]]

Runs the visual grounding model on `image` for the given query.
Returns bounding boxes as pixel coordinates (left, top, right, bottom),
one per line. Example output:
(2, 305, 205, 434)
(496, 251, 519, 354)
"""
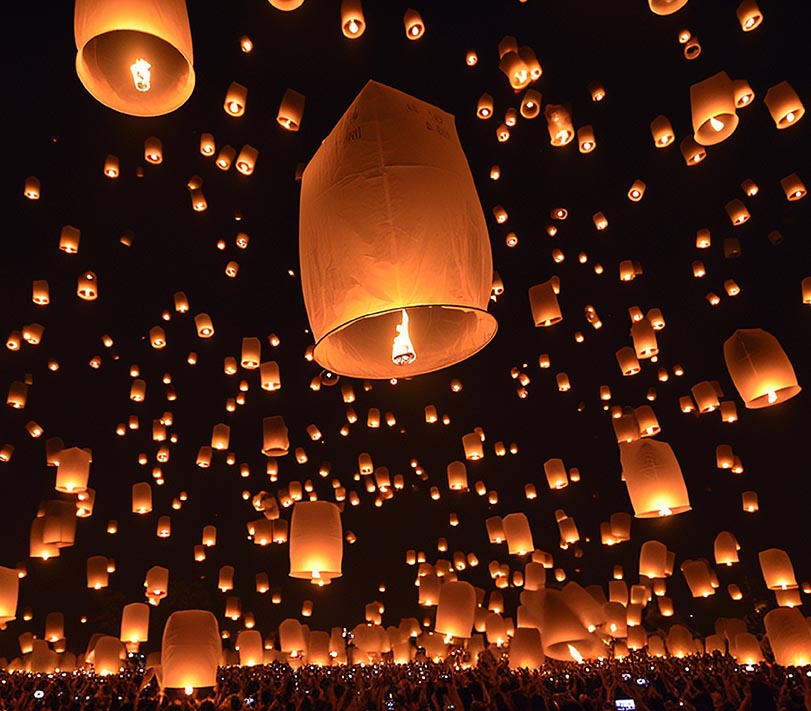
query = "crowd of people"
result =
(2, 649, 810, 711)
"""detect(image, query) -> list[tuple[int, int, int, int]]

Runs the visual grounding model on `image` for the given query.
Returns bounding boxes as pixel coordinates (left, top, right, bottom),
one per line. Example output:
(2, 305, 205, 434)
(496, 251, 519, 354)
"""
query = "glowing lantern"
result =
(691, 381, 719, 412)
(631, 319, 658, 359)
(194, 313, 214, 337)
(499, 51, 531, 90)
(236, 630, 263, 666)
(0, 566, 19, 625)
(132, 482, 152, 514)
(24, 176, 41, 199)
(503, 513, 534, 555)
(120, 602, 149, 646)
(737, 0, 762, 30)
(680, 560, 715, 597)
(734, 81, 755, 107)
(759, 548, 797, 590)
(300, 81, 496, 379)
(261, 416, 289, 456)
(486, 516, 505, 544)
(462, 433, 484, 461)
(435, 581, 476, 638)
(650, 115, 674, 147)
(509, 627, 544, 669)
(161, 610, 221, 689)
(277, 88, 305, 131)
(520, 89, 542, 119)
(578, 126, 596, 153)
(639, 540, 668, 579)
(619, 439, 691, 518)
(648, 0, 689, 14)
(680, 136, 706, 165)
(290, 501, 342, 583)
(544, 458, 568, 489)
(627, 180, 646, 201)
(733, 633, 763, 664)
(764, 81, 804, 128)
(145, 565, 168, 599)
(403, 8, 424, 39)
(690, 71, 738, 145)
(528, 280, 562, 326)
(714, 532, 740, 566)
(764, 608, 811, 666)
(781, 173, 807, 201)
(667, 625, 695, 657)
(86, 556, 109, 589)
(544, 104, 574, 146)
(77, 271, 98, 300)
(74, 0, 195, 116)
(224, 82, 247, 116)
(235, 145, 258, 175)
(723, 329, 801, 408)
(725, 199, 750, 225)
(340, 0, 365, 38)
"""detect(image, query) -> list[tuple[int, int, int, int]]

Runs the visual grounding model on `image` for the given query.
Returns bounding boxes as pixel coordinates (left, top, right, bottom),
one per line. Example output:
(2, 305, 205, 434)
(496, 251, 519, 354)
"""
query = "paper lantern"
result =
(145, 565, 168, 598)
(120, 602, 149, 645)
(733, 633, 763, 664)
(759, 548, 797, 590)
(261, 416, 289, 456)
(650, 115, 675, 147)
(578, 125, 596, 153)
(300, 81, 496, 379)
(736, 0, 762, 30)
(528, 280, 562, 326)
(277, 88, 305, 131)
(92, 636, 125, 675)
(340, 0, 365, 38)
(714, 531, 740, 566)
(86, 555, 109, 589)
(781, 173, 807, 201)
(0, 567, 18, 625)
(235, 145, 258, 175)
(724, 329, 801, 408)
(289, 501, 342, 582)
(503, 513, 534, 555)
(446, 461, 468, 491)
(132, 482, 152, 514)
(77, 271, 98, 300)
(544, 458, 568, 489)
(224, 82, 247, 116)
(680, 560, 715, 597)
(620, 439, 691, 518)
(403, 8, 424, 39)
(435, 581, 476, 638)
(544, 104, 574, 146)
(269, 0, 305, 10)
(520, 89, 542, 119)
(509, 627, 544, 669)
(764, 608, 811, 666)
(499, 51, 531, 90)
(462, 433, 484, 460)
(236, 629, 263, 666)
(648, 0, 689, 15)
(24, 176, 41, 199)
(725, 199, 750, 225)
(639, 540, 668, 579)
(667, 625, 695, 657)
(764, 81, 804, 128)
(690, 71, 738, 145)
(55, 447, 92, 494)
(74, 0, 195, 116)
(161, 610, 221, 689)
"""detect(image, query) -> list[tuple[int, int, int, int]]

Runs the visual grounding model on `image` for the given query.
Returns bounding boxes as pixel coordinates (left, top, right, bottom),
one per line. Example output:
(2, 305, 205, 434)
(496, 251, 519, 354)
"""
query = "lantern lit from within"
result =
(620, 439, 691, 518)
(690, 71, 738, 145)
(74, 0, 195, 116)
(764, 81, 804, 128)
(300, 81, 496, 379)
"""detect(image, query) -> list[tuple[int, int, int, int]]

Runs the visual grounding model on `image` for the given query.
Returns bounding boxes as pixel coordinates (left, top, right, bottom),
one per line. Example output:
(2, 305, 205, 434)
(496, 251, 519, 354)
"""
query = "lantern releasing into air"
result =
(723, 328, 801, 408)
(74, 0, 195, 116)
(289, 501, 343, 583)
(161, 610, 221, 690)
(300, 81, 496, 379)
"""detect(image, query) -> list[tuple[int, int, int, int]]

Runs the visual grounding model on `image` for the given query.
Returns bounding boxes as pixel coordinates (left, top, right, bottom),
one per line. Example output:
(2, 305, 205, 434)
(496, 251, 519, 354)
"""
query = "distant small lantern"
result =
(277, 89, 306, 131)
(224, 82, 247, 116)
(736, 0, 763, 30)
(650, 115, 675, 147)
(403, 8, 424, 39)
(341, 0, 366, 38)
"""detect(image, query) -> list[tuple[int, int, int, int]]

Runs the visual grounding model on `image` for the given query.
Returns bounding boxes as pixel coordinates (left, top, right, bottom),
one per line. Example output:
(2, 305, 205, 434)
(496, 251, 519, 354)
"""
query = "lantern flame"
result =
(767, 390, 778, 404)
(130, 58, 152, 92)
(392, 309, 416, 365)
(568, 644, 584, 663)
(709, 116, 725, 132)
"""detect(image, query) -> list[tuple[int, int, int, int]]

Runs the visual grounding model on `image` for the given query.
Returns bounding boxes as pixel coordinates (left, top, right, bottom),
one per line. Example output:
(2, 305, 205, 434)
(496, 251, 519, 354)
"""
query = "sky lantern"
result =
(262, 416, 289, 456)
(764, 608, 811, 666)
(544, 105, 574, 146)
(529, 280, 563, 326)
(764, 81, 804, 128)
(680, 559, 716, 597)
(435, 580, 476, 638)
(0, 566, 18, 626)
(86, 555, 109, 589)
(736, 0, 762, 30)
(723, 329, 801, 407)
(277, 89, 306, 131)
(269, 0, 305, 10)
(289, 501, 343, 583)
(650, 115, 675, 147)
(161, 610, 221, 691)
(648, 0, 689, 15)
(508, 628, 544, 669)
(120, 602, 149, 649)
(690, 71, 738, 145)
(131, 482, 152, 514)
(74, 0, 194, 116)
(224, 82, 247, 116)
(341, 0, 366, 38)
(503, 513, 534, 555)
(236, 629, 263, 666)
(759, 548, 798, 590)
(300, 81, 496, 379)
(619, 439, 691, 518)
(403, 8, 424, 39)
(781, 173, 807, 201)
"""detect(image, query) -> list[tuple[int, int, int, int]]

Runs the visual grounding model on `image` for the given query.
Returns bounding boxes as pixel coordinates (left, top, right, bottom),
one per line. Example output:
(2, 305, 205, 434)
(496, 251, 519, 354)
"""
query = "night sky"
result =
(2, 0, 810, 661)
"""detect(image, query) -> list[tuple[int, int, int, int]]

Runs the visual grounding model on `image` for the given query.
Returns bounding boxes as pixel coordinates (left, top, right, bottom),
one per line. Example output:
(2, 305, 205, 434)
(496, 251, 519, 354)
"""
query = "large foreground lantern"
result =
(435, 580, 476, 638)
(723, 328, 801, 408)
(300, 80, 497, 379)
(161, 610, 221, 690)
(289, 501, 343, 583)
(74, 0, 195, 116)
(764, 608, 811, 667)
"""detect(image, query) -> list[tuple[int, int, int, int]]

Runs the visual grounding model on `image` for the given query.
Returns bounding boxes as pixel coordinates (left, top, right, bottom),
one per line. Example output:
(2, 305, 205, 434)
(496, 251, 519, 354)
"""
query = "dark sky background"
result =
(1, 0, 809, 661)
